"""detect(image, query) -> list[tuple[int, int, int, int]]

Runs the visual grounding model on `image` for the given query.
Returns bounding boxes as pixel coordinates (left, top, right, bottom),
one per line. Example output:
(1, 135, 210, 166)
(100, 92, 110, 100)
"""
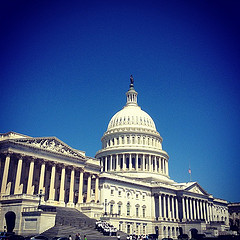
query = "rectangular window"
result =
(127, 225, 131, 234)
(118, 191, 121, 196)
(143, 225, 146, 234)
(111, 189, 114, 195)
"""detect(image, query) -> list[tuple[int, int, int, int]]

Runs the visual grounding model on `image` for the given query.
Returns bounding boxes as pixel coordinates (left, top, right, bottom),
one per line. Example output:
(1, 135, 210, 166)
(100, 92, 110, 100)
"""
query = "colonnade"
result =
(99, 153, 168, 175)
(181, 196, 215, 222)
(102, 134, 162, 149)
(0, 153, 99, 206)
(156, 194, 224, 223)
(158, 194, 179, 221)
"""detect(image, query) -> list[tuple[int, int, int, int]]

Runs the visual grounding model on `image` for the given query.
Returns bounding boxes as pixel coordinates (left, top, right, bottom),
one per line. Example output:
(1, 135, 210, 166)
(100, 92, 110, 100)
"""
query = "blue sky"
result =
(1, 0, 240, 202)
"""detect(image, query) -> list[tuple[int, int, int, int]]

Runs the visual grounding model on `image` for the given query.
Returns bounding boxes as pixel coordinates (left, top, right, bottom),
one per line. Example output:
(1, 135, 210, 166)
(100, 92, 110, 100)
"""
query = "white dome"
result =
(107, 105, 157, 131)
(96, 77, 169, 182)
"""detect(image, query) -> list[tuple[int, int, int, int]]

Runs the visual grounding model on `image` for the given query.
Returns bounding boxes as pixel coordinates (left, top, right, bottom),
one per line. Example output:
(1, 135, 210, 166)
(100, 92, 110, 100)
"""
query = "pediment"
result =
(185, 183, 209, 196)
(10, 137, 85, 159)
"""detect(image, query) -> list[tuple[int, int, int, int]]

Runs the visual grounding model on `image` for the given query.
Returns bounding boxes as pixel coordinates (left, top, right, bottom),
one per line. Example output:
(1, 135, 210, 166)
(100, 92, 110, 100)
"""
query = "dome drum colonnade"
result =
(96, 77, 169, 178)
(0, 143, 99, 206)
(98, 153, 168, 176)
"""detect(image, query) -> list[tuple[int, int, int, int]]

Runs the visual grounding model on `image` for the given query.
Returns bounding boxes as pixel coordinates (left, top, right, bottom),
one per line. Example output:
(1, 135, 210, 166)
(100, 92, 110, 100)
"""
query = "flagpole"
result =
(189, 163, 192, 182)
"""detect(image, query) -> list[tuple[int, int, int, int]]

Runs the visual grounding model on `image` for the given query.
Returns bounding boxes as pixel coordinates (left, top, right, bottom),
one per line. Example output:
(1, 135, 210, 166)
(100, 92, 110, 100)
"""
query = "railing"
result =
(22, 206, 39, 212)
(22, 205, 56, 212)
(102, 213, 120, 218)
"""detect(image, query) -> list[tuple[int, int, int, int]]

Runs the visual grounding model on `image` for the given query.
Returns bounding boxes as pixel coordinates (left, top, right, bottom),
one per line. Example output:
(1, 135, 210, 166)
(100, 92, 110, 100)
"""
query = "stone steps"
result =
(41, 207, 127, 240)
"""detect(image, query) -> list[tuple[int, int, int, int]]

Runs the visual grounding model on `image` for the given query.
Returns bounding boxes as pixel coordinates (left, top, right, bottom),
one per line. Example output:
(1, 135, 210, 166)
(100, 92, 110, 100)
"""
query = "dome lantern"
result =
(126, 75, 138, 106)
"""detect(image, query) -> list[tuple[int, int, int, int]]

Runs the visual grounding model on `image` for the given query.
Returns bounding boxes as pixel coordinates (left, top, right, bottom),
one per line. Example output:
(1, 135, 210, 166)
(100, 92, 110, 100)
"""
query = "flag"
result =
(188, 168, 191, 174)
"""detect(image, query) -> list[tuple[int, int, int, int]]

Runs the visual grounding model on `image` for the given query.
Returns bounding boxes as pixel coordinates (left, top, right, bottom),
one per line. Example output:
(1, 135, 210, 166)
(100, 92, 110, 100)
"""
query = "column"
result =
(163, 195, 166, 218)
(150, 156, 153, 172)
(123, 154, 126, 170)
(116, 154, 119, 171)
(67, 168, 75, 206)
(154, 156, 157, 172)
(1, 154, 10, 194)
(203, 201, 207, 221)
(182, 197, 186, 220)
(136, 154, 139, 171)
(78, 170, 84, 204)
(172, 196, 175, 220)
(27, 159, 35, 195)
(159, 194, 162, 219)
(146, 155, 149, 171)
(105, 156, 108, 172)
(95, 176, 99, 203)
(86, 174, 92, 203)
(189, 198, 193, 220)
(38, 161, 46, 194)
(163, 159, 166, 174)
(209, 204, 213, 221)
(59, 165, 66, 203)
(193, 199, 196, 220)
(151, 195, 155, 219)
(196, 200, 200, 220)
(175, 197, 179, 220)
(100, 158, 103, 172)
(14, 156, 23, 194)
(186, 198, 189, 220)
(109, 155, 112, 171)
(129, 154, 132, 170)
(200, 200, 203, 220)
(48, 163, 56, 201)
(166, 160, 169, 175)
(142, 154, 145, 171)
(167, 195, 171, 219)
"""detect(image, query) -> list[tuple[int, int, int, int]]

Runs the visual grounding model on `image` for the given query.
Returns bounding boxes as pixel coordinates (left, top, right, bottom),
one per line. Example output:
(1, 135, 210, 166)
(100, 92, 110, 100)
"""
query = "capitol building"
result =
(0, 77, 229, 239)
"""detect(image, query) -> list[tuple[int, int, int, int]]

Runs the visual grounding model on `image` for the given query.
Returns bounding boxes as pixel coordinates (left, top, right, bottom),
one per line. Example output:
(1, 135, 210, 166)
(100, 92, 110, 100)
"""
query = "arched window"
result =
(136, 207, 139, 217)
(118, 204, 121, 215)
(142, 205, 146, 217)
(110, 204, 114, 214)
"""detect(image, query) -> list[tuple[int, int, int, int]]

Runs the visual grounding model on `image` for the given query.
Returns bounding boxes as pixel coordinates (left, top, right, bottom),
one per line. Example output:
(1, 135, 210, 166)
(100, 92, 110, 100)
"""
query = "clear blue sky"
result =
(1, 0, 240, 202)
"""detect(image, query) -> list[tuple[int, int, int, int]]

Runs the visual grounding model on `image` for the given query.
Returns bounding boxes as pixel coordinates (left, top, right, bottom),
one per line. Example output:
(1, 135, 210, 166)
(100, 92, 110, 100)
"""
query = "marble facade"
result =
(0, 79, 229, 239)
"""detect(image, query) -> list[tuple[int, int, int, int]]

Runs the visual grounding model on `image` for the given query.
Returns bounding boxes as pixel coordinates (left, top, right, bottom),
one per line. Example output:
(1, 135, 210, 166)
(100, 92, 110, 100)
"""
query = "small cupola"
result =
(126, 75, 138, 106)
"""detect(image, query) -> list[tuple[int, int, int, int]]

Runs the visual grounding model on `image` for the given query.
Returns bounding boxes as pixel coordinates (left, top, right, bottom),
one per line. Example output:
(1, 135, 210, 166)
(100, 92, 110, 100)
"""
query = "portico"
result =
(0, 133, 100, 207)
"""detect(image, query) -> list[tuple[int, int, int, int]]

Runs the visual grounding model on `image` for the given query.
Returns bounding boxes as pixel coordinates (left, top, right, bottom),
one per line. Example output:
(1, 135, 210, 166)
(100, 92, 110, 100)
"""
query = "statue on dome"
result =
(130, 75, 134, 87)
